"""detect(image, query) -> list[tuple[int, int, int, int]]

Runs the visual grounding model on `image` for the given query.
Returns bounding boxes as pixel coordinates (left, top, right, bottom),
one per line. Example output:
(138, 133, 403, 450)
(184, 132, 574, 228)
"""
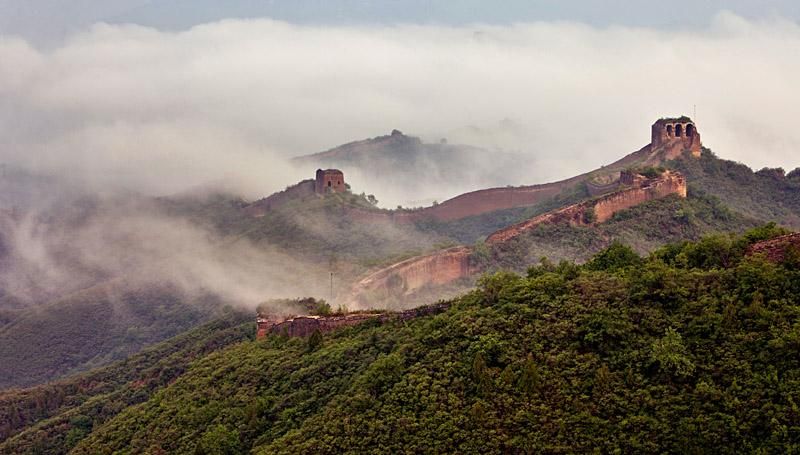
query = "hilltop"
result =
(292, 129, 526, 207)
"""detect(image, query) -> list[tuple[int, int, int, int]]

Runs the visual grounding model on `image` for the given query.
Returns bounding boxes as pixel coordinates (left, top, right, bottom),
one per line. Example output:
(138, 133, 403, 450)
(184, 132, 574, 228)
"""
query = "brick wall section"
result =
(486, 170, 686, 244)
(746, 233, 800, 263)
(593, 170, 687, 223)
(344, 246, 474, 308)
(345, 170, 687, 307)
(257, 302, 450, 338)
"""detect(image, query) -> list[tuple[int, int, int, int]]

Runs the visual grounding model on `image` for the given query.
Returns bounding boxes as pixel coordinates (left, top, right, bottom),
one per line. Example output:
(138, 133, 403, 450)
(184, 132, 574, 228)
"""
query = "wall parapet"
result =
(256, 302, 450, 338)
(746, 233, 800, 263)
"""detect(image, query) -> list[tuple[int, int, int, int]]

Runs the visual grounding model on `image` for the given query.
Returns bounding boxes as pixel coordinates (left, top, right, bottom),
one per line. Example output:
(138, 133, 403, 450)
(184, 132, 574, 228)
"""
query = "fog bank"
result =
(1, 13, 799, 205)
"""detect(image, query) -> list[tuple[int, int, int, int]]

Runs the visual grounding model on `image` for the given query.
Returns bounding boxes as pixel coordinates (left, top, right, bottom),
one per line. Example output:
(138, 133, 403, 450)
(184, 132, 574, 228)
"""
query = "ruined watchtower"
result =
(651, 117, 702, 159)
(315, 169, 346, 194)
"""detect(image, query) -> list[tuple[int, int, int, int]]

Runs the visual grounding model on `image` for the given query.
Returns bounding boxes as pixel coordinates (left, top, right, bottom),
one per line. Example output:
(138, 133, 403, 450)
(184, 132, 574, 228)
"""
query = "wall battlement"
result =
(747, 233, 800, 263)
(315, 169, 346, 194)
(651, 117, 702, 159)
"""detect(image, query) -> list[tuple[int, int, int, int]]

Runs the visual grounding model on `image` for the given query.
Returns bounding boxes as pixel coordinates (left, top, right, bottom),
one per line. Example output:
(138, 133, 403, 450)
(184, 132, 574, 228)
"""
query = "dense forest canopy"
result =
(2, 225, 798, 453)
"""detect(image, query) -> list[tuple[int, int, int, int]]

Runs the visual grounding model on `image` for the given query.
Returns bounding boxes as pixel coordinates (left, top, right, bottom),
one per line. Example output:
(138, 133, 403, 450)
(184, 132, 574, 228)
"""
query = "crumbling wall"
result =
(345, 246, 474, 308)
(346, 170, 688, 307)
(486, 203, 588, 245)
(593, 171, 686, 223)
(256, 302, 451, 338)
(747, 233, 800, 263)
(259, 314, 380, 338)
(315, 169, 346, 194)
(487, 170, 687, 244)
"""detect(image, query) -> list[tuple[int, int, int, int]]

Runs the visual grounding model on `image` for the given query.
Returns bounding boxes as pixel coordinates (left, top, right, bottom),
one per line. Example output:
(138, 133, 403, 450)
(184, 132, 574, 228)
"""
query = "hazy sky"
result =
(3, 1, 800, 44)
(1, 3, 799, 204)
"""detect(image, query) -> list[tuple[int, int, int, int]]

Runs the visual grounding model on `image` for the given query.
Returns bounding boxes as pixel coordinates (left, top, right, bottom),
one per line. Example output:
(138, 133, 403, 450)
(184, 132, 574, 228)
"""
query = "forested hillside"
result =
(4, 226, 797, 453)
(0, 185, 445, 389)
(0, 309, 252, 451)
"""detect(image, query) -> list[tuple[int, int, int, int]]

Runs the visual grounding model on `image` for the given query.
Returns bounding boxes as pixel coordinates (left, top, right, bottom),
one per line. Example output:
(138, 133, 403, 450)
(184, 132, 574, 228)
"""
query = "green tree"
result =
(651, 327, 695, 378)
(517, 354, 540, 395)
(194, 424, 241, 455)
(587, 241, 642, 271)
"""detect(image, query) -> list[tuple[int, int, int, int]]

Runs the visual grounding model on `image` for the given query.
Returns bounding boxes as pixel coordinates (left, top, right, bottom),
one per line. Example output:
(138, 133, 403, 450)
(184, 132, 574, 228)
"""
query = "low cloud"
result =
(1, 13, 799, 204)
(0, 191, 331, 308)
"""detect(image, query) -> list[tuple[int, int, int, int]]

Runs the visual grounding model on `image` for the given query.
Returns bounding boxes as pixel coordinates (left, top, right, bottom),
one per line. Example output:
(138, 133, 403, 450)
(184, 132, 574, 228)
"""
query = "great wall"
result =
(336, 118, 700, 309)
(256, 303, 450, 339)
(246, 118, 701, 223)
(485, 169, 687, 244)
(747, 233, 800, 262)
(255, 117, 705, 336)
(343, 168, 688, 308)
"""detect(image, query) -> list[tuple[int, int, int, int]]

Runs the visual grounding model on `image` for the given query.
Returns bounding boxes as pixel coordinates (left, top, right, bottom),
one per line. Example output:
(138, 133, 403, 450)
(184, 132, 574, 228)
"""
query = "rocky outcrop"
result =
(487, 170, 687, 244)
(747, 233, 800, 263)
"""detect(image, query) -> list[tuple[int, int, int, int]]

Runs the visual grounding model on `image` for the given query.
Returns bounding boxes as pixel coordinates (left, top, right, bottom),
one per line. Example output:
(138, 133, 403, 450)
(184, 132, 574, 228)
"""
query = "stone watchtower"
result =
(315, 169, 346, 194)
(650, 117, 702, 159)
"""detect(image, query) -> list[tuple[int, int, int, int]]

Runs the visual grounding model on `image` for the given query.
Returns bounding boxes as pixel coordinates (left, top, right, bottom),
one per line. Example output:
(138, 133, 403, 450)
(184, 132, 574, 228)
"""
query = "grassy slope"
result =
(35, 230, 798, 454)
(0, 309, 252, 453)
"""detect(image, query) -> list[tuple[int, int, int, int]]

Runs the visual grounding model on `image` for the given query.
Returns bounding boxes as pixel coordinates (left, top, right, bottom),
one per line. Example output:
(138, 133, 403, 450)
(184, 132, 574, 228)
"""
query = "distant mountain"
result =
(292, 130, 527, 207)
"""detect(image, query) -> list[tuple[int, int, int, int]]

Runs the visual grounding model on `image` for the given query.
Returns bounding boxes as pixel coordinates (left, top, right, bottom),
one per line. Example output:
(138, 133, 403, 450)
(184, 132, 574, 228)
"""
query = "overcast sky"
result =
(1, 2, 799, 204)
(3, 1, 800, 45)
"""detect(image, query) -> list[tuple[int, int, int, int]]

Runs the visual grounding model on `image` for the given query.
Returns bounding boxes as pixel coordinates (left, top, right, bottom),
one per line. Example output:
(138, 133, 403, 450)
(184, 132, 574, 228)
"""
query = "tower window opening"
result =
(667, 124, 673, 136)
(686, 124, 694, 137)
(675, 124, 683, 137)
